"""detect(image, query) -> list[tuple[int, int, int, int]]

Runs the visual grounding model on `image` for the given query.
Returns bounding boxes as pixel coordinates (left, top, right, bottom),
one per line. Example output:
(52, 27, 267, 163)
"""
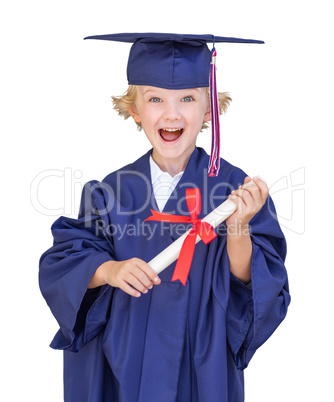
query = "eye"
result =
(149, 97, 162, 103)
(181, 96, 194, 102)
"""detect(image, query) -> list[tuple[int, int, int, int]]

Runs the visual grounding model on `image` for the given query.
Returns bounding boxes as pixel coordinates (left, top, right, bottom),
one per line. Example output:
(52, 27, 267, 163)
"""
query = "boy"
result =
(39, 33, 290, 401)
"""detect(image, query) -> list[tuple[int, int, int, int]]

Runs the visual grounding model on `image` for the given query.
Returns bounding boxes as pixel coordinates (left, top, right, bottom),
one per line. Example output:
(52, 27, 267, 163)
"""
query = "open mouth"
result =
(159, 128, 184, 142)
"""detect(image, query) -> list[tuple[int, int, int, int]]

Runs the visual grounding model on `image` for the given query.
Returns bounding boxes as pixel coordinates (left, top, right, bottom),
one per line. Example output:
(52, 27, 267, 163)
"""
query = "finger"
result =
(132, 266, 155, 289)
(231, 187, 254, 208)
(126, 273, 150, 294)
(229, 191, 246, 214)
(253, 177, 269, 201)
(240, 183, 262, 206)
(240, 189, 254, 208)
(240, 178, 256, 191)
(134, 258, 161, 284)
(240, 177, 268, 205)
(119, 280, 142, 298)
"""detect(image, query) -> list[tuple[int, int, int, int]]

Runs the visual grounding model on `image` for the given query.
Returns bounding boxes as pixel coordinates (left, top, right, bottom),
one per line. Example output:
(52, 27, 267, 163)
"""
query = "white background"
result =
(1, 0, 333, 400)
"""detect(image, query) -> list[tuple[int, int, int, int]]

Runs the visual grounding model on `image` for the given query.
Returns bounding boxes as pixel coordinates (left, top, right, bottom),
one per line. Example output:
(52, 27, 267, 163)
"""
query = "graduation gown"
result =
(39, 147, 290, 402)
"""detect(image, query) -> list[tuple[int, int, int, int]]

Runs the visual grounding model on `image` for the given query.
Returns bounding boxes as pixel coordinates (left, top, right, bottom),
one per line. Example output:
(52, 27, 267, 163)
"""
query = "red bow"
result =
(145, 188, 217, 285)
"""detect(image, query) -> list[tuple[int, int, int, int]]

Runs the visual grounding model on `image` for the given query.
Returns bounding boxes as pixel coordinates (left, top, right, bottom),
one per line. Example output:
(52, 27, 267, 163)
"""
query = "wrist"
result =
(88, 260, 115, 288)
(227, 222, 250, 237)
(98, 260, 117, 283)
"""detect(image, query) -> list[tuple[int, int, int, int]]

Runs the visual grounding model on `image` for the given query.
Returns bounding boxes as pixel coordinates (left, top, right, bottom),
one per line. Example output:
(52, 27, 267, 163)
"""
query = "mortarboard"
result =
(84, 33, 264, 176)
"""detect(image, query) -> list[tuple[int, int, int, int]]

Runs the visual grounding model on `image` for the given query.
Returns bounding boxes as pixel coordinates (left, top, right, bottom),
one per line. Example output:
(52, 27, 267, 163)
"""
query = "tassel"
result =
(208, 44, 221, 177)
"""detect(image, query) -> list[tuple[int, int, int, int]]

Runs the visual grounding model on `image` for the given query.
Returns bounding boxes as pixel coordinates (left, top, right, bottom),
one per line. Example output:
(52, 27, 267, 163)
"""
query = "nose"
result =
(163, 101, 181, 121)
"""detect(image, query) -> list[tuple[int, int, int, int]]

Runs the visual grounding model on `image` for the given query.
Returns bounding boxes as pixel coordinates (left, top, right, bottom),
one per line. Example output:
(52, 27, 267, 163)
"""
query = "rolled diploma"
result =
(148, 198, 237, 274)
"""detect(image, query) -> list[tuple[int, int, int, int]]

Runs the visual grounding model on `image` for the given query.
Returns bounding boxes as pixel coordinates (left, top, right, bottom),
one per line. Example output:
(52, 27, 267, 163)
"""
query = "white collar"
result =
(149, 155, 184, 184)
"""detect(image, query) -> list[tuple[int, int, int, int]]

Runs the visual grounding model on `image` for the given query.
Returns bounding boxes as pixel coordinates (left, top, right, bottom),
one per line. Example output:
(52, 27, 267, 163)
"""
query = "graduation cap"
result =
(84, 33, 264, 176)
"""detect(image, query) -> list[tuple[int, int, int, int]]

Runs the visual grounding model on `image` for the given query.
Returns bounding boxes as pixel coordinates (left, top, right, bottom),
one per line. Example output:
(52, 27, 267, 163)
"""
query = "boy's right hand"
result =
(88, 259, 161, 297)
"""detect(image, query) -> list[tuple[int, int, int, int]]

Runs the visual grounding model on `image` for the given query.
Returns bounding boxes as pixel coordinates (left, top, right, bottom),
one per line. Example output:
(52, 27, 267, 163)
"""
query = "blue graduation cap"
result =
(84, 33, 264, 176)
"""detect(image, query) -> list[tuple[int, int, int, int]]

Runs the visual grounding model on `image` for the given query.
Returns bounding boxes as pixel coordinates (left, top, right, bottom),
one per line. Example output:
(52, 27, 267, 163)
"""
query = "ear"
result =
(128, 105, 141, 123)
(203, 106, 211, 123)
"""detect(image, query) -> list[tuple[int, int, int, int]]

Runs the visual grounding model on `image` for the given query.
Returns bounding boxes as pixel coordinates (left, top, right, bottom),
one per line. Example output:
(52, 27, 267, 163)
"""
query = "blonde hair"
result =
(111, 85, 231, 131)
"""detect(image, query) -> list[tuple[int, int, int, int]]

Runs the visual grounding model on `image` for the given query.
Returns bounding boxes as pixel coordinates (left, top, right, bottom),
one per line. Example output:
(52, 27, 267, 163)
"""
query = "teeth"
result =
(163, 128, 182, 132)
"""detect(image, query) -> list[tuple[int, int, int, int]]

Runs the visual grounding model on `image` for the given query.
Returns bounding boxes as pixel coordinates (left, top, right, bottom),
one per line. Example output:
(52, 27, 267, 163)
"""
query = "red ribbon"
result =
(145, 188, 217, 285)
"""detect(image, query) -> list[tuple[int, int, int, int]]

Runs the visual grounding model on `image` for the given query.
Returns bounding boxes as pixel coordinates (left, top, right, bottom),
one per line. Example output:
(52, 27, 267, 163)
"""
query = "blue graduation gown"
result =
(39, 147, 290, 401)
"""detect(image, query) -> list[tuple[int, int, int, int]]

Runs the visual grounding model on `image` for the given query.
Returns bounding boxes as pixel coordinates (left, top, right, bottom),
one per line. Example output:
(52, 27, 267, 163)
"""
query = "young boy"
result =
(39, 33, 290, 402)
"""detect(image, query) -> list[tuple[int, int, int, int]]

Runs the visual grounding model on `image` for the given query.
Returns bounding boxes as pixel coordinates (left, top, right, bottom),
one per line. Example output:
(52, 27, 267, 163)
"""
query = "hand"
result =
(226, 176, 269, 233)
(91, 258, 161, 298)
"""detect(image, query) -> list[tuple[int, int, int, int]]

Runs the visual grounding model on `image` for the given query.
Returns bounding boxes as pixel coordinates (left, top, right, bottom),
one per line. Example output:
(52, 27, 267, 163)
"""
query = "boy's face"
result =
(129, 86, 210, 173)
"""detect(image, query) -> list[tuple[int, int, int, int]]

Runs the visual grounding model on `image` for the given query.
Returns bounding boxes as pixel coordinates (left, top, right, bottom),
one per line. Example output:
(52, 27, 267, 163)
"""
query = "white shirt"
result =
(149, 156, 184, 212)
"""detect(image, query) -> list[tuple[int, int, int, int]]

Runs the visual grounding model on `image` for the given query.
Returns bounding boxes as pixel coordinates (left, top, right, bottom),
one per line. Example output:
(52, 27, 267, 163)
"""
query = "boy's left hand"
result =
(226, 176, 269, 230)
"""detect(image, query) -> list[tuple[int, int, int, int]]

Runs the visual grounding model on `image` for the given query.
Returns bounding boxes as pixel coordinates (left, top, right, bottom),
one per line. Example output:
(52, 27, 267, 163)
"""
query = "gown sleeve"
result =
(224, 195, 290, 370)
(39, 180, 116, 353)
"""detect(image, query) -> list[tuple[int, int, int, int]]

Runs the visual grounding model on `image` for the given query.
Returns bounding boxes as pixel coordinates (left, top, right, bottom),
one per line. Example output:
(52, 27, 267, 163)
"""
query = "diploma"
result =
(147, 180, 255, 276)
(148, 197, 236, 274)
